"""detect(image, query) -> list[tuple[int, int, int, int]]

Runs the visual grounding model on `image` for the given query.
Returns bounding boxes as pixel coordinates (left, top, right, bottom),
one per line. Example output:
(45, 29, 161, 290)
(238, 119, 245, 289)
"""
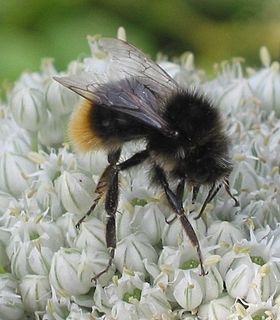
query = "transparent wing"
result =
(95, 37, 179, 96)
(54, 38, 179, 134)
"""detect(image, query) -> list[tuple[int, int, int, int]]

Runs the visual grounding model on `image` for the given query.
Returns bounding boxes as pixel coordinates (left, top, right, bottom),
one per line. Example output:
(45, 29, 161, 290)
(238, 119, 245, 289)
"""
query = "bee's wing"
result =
(54, 38, 179, 134)
(95, 37, 179, 96)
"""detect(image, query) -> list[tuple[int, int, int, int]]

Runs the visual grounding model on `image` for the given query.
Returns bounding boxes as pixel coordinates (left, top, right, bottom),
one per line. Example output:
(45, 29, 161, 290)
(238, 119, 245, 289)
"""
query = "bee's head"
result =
(184, 139, 233, 185)
(165, 91, 222, 144)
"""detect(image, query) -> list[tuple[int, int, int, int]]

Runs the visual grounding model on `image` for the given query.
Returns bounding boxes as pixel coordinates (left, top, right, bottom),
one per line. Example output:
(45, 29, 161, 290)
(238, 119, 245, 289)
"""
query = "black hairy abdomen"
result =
(90, 104, 149, 143)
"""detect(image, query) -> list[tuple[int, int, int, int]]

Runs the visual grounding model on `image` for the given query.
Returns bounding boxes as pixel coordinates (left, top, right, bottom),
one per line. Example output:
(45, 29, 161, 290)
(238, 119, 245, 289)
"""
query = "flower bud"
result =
(110, 301, 138, 320)
(130, 203, 165, 245)
(56, 213, 77, 247)
(38, 113, 67, 147)
(77, 150, 108, 176)
(36, 181, 64, 220)
(10, 87, 47, 131)
(225, 262, 255, 299)
(0, 276, 24, 320)
(215, 78, 254, 116)
(7, 220, 64, 278)
(249, 60, 280, 117)
(49, 248, 93, 296)
(0, 152, 36, 196)
(207, 221, 244, 256)
(45, 78, 79, 116)
(77, 250, 116, 287)
(203, 266, 223, 303)
(197, 294, 235, 320)
(55, 171, 95, 215)
(0, 191, 14, 214)
(231, 157, 262, 193)
(19, 274, 51, 313)
(162, 212, 206, 247)
(114, 232, 158, 275)
(0, 290, 24, 320)
(140, 286, 171, 315)
(75, 217, 106, 252)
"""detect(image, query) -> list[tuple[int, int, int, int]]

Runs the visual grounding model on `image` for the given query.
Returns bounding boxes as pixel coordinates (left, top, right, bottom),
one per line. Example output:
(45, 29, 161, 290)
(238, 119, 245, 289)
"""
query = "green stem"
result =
(29, 130, 38, 152)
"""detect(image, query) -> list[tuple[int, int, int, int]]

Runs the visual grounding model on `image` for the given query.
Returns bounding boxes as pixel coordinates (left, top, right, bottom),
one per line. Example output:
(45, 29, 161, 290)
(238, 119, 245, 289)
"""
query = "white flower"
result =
(114, 232, 158, 275)
(197, 294, 235, 320)
(110, 301, 139, 320)
(158, 244, 206, 277)
(34, 148, 77, 182)
(64, 303, 95, 320)
(231, 299, 280, 320)
(139, 286, 172, 317)
(220, 231, 280, 303)
(75, 217, 106, 252)
(0, 289, 24, 320)
(77, 249, 116, 287)
(45, 78, 79, 116)
(249, 48, 280, 117)
(213, 77, 255, 117)
(12, 71, 44, 91)
(172, 270, 204, 311)
(207, 221, 244, 256)
(44, 288, 72, 320)
(161, 213, 206, 248)
(230, 152, 263, 193)
(242, 198, 280, 229)
(0, 152, 36, 196)
(49, 248, 93, 296)
(38, 113, 68, 147)
(84, 35, 112, 74)
(19, 274, 51, 313)
(0, 116, 31, 154)
(93, 271, 145, 316)
(9, 87, 48, 132)
(0, 191, 15, 215)
(203, 266, 224, 303)
(7, 220, 64, 279)
(134, 203, 165, 245)
(55, 213, 77, 247)
(55, 171, 96, 216)
(36, 181, 64, 220)
(76, 150, 108, 176)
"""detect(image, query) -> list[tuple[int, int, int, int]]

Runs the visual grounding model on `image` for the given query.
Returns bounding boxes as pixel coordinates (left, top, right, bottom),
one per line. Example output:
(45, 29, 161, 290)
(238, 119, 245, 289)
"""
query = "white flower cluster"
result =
(1, 29, 280, 319)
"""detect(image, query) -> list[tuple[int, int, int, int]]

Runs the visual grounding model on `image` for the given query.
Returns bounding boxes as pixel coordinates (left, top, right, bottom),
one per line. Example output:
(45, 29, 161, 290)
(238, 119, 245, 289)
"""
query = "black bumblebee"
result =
(54, 38, 239, 278)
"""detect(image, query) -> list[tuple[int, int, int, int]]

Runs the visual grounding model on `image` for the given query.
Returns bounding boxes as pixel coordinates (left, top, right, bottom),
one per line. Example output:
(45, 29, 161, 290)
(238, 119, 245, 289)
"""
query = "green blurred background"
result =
(1, 0, 280, 82)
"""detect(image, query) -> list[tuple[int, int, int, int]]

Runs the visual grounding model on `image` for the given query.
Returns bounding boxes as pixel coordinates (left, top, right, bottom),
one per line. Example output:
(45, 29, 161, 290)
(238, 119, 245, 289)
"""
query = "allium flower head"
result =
(1, 28, 280, 319)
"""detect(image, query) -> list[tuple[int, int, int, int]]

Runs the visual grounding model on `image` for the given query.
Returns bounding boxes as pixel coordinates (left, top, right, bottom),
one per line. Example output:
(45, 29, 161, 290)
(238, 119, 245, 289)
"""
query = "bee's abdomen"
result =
(68, 99, 148, 152)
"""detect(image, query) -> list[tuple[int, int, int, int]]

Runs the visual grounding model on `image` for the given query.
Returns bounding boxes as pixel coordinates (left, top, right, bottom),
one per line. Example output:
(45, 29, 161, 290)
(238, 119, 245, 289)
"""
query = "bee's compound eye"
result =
(171, 130, 179, 138)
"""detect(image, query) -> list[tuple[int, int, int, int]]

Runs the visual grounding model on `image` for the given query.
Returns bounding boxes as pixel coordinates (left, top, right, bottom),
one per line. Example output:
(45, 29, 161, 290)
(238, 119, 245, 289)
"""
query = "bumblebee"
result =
(54, 38, 239, 278)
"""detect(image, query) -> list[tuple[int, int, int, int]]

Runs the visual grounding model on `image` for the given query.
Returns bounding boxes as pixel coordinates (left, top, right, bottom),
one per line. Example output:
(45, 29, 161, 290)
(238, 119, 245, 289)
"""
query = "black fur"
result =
(148, 91, 232, 185)
(90, 102, 149, 143)
(90, 87, 232, 186)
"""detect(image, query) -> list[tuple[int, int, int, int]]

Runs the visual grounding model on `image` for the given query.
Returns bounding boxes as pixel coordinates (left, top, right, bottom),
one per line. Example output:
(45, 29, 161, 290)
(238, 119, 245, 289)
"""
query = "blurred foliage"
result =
(1, 0, 280, 82)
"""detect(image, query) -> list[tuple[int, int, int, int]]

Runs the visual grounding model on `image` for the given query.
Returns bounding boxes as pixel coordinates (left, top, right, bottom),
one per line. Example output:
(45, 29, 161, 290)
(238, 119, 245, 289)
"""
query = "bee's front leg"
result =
(154, 165, 206, 276)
